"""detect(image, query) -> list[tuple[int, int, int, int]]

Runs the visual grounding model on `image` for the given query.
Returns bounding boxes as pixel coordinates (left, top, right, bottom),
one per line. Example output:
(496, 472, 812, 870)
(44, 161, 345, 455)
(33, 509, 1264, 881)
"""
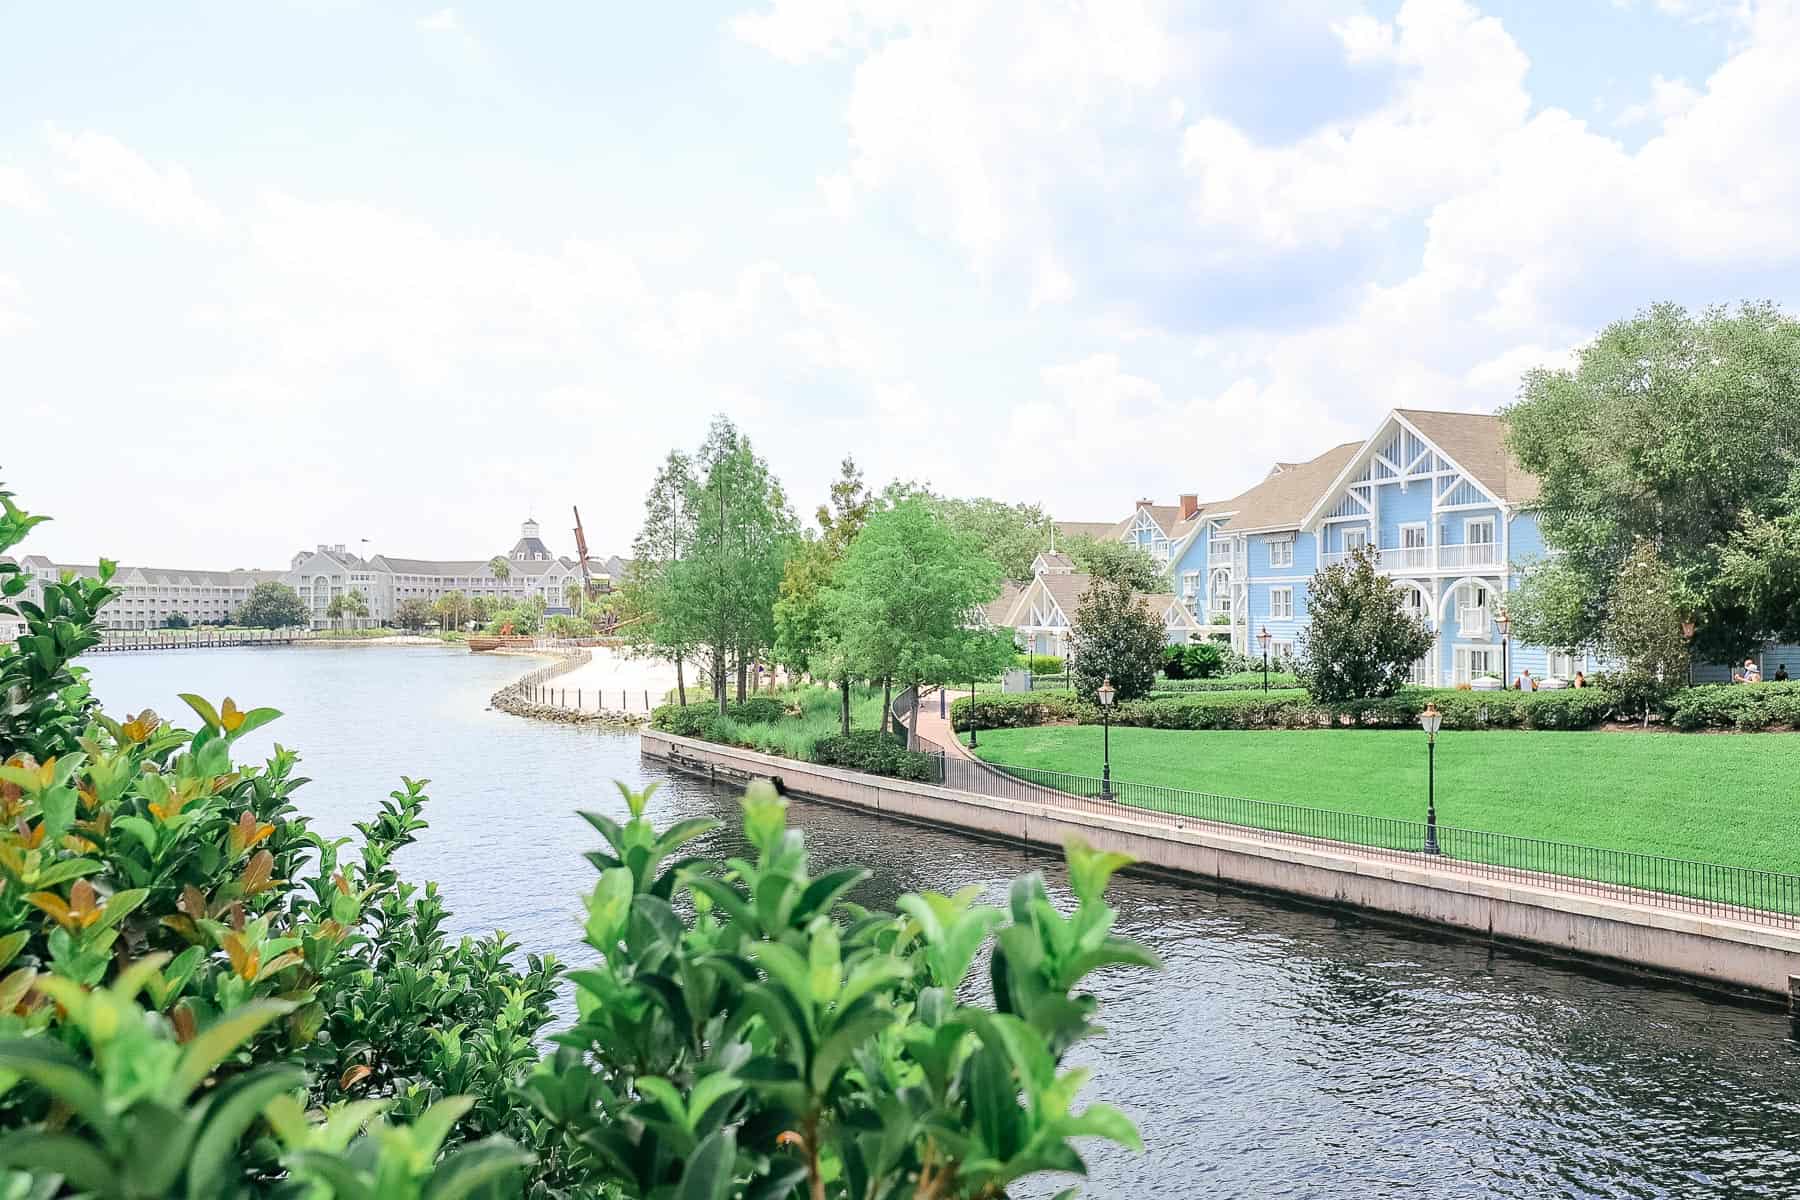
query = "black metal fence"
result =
(896, 747, 1800, 929)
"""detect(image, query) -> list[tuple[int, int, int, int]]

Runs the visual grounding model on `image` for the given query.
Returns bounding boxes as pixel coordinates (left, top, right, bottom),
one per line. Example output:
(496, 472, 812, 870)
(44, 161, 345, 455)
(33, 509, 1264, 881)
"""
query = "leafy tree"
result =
(1061, 534, 1164, 592)
(933, 495, 1053, 581)
(394, 596, 436, 631)
(488, 555, 511, 584)
(433, 589, 474, 631)
(1504, 301, 1800, 661)
(470, 593, 495, 625)
(163, 611, 190, 629)
(1711, 491, 1800, 647)
(1067, 579, 1165, 703)
(1603, 542, 1693, 723)
(664, 417, 797, 713)
(1295, 546, 1436, 701)
(817, 454, 874, 555)
(623, 450, 699, 705)
(776, 457, 880, 731)
(486, 602, 539, 636)
(237, 580, 307, 630)
(325, 588, 370, 630)
(826, 497, 1010, 742)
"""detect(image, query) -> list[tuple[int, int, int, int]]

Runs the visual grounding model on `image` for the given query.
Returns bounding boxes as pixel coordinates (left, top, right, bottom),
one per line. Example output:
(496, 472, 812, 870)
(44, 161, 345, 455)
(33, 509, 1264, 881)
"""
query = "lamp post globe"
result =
(1257, 625, 1272, 692)
(1097, 676, 1116, 799)
(1419, 702, 1443, 855)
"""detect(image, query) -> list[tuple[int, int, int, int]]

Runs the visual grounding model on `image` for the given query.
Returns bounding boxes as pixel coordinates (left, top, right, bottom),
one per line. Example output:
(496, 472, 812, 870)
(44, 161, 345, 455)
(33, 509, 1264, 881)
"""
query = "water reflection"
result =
(85, 647, 1800, 1199)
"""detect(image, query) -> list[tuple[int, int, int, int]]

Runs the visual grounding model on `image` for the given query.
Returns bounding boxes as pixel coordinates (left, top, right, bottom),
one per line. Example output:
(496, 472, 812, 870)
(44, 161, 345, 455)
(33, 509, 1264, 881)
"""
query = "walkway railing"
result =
(907, 752, 1800, 929)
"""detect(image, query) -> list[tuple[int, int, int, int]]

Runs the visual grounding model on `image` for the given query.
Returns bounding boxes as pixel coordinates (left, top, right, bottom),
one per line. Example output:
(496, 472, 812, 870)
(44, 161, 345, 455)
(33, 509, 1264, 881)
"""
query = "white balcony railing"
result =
(1438, 542, 1500, 570)
(1323, 544, 1501, 572)
(1209, 540, 1233, 559)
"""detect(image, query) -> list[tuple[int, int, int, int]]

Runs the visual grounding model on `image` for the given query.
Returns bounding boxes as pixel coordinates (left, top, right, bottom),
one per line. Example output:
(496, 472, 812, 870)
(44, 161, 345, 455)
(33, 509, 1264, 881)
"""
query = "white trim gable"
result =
(1299, 411, 1507, 533)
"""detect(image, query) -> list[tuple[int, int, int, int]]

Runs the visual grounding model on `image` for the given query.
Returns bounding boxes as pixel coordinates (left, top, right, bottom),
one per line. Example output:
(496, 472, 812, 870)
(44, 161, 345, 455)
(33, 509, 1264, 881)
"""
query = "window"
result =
(1271, 639, 1295, 662)
(1343, 527, 1368, 552)
(1181, 571, 1199, 598)
(1548, 651, 1576, 680)
(1270, 587, 1293, 619)
(1454, 646, 1499, 683)
(1268, 539, 1294, 569)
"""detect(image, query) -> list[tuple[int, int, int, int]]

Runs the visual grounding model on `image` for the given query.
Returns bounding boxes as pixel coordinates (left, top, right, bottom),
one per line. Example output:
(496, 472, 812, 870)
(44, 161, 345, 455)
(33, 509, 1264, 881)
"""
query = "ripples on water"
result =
(86, 646, 1800, 1199)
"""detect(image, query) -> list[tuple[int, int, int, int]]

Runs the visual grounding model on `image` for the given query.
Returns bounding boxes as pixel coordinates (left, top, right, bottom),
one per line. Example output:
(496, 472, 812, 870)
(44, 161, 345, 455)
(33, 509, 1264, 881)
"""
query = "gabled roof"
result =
(1053, 521, 1119, 543)
(982, 580, 1027, 628)
(1216, 442, 1362, 533)
(1393, 409, 1540, 505)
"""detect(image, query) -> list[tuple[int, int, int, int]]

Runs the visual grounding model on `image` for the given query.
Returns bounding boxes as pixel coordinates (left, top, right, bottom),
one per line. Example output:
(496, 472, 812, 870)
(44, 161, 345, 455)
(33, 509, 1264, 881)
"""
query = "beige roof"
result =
(1394, 409, 1541, 505)
(982, 579, 1027, 627)
(1054, 521, 1119, 543)
(1217, 442, 1363, 532)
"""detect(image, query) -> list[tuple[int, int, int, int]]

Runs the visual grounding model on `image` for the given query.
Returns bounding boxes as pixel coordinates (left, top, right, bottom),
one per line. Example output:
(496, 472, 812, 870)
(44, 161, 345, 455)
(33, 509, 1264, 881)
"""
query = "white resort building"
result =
(8, 519, 628, 632)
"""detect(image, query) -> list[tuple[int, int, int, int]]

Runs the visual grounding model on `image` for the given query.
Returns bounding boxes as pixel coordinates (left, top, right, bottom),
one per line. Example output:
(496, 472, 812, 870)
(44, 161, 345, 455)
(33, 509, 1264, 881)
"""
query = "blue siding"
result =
(1374, 480, 1432, 549)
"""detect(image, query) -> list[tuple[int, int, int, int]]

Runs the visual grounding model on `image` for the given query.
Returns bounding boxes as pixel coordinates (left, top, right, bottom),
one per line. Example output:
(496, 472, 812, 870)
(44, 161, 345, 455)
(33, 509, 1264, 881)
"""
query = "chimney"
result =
(1179, 493, 1199, 520)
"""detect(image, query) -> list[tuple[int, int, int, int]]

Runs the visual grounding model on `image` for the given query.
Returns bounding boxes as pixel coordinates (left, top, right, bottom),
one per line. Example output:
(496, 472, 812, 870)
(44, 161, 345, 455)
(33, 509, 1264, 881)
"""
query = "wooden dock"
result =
(87, 629, 312, 653)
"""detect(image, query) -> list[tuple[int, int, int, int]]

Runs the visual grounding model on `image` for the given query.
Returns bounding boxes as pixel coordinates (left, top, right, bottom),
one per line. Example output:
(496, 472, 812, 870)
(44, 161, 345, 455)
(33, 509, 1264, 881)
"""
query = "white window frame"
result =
(1547, 651, 1576, 680)
(1271, 639, 1295, 661)
(1453, 645, 1500, 683)
(1343, 527, 1369, 552)
(1268, 539, 1294, 569)
(1269, 587, 1293, 620)
(1464, 516, 1496, 545)
(1181, 571, 1199, 598)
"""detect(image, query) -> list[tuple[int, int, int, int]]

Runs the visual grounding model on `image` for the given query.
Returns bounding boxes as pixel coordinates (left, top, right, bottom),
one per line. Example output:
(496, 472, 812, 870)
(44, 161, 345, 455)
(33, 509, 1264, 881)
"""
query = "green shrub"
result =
(811, 729, 941, 781)
(1152, 672, 1300, 692)
(1014, 652, 1064, 674)
(1667, 681, 1800, 730)
(952, 684, 1617, 732)
(1161, 642, 1225, 680)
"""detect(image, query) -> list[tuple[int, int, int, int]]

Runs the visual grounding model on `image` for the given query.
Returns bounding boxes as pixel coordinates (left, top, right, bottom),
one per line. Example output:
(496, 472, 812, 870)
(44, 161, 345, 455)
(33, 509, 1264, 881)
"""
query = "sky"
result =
(3, 0, 1797, 568)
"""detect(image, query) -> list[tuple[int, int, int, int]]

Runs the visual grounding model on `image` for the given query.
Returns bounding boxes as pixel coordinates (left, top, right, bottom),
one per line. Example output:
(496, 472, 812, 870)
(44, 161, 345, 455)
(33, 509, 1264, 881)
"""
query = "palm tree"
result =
(489, 555, 511, 600)
(564, 579, 584, 611)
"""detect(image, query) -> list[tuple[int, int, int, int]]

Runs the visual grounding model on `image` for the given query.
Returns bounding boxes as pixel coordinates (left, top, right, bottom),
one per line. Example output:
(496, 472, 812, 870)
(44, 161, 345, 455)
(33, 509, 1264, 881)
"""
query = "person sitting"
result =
(1777, 663, 1790, 682)
(1573, 671, 1587, 688)
(1513, 667, 1537, 691)
(1732, 659, 1763, 684)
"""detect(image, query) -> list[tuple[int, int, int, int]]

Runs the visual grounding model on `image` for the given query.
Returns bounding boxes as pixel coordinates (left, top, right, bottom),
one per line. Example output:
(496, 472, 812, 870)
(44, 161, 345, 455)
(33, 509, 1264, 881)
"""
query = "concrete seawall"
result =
(642, 729, 1800, 1003)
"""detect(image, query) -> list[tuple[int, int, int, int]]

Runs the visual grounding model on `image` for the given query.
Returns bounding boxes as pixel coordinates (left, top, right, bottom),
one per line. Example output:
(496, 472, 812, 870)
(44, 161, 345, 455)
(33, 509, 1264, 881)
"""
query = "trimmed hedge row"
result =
(1667, 681, 1800, 731)
(811, 730, 940, 782)
(950, 686, 1618, 732)
(1151, 673, 1300, 693)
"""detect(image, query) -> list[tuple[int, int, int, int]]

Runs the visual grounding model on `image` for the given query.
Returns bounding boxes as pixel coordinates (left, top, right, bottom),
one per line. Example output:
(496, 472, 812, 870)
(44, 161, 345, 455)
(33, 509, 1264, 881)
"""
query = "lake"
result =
(84, 645, 1800, 1199)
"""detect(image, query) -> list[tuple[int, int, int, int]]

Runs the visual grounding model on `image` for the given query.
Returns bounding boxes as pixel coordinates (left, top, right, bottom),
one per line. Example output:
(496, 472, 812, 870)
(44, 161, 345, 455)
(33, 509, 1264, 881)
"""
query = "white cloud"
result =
(44, 126, 225, 237)
(1180, 0, 1530, 251)
(0, 164, 47, 213)
(0, 274, 32, 337)
(1615, 73, 1702, 127)
(417, 8, 463, 33)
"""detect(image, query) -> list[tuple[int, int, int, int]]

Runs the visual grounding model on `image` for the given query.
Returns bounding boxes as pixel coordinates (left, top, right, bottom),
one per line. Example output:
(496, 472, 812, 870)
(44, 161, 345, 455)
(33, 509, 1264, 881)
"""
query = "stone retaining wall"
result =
(490, 649, 647, 729)
(642, 729, 1800, 1003)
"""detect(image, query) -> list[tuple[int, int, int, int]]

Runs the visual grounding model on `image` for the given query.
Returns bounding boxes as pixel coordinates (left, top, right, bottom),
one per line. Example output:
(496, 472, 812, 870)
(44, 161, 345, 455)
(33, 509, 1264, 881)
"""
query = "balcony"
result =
(1322, 544, 1502, 572)
(1209, 539, 1232, 559)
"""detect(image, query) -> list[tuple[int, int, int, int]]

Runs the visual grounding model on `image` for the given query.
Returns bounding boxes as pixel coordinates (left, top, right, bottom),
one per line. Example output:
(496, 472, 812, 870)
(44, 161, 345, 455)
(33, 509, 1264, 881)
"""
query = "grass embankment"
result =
(690, 684, 893, 759)
(972, 725, 1800, 875)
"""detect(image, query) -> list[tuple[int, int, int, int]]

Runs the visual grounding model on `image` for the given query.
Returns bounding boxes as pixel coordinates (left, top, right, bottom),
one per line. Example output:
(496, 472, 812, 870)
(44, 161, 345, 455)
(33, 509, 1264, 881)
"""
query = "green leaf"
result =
(178, 694, 223, 734)
(1063, 839, 1134, 906)
(166, 1000, 294, 1102)
(126, 1100, 193, 1198)
(285, 1149, 373, 1200)
(0, 1038, 109, 1131)
(794, 867, 869, 922)
(677, 1126, 736, 1200)
(583, 868, 635, 950)
(186, 1065, 306, 1200)
(0, 931, 30, 971)
(409, 1096, 475, 1162)
(425, 1136, 535, 1200)
(28, 859, 104, 891)
(0, 1130, 120, 1198)
(1061, 1102, 1143, 1150)
(809, 1008, 896, 1095)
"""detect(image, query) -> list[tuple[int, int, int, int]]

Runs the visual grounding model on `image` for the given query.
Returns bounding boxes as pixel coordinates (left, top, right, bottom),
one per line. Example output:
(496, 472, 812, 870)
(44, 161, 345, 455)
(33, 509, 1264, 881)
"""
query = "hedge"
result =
(951, 686, 1618, 733)
(1014, 653, 1065, 675)
(811, 730, 940, 782)
(1666, 681, 1800, 731)
(649, 696, 793, 738)
(1151, 673, 1300, 693)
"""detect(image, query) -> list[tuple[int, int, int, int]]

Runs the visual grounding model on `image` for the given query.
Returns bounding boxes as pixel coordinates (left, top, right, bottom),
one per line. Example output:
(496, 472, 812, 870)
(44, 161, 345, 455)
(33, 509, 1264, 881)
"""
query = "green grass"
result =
(971, 725, 1800, 877)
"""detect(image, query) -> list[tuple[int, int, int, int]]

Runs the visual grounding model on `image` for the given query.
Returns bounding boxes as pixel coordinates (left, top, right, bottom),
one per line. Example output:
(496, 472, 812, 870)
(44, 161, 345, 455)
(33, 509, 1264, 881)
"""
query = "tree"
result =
(488, 555, 512, 590)
(1067, 579, 1165, 703)
(1060, 535, 1164, 592)
(325, 588, 369, 630)
(238, 581, 307, 629)
(932, 495, 1053, 581)
(1504, 301, 1800, 661)
(1711, 498, 1800, 647)
(395, 597, 436, 631)
(817, 455, 874, 556)
(433, 590, 474, 631)
(827, 497, 1010, 744)
(163, 611, 190, 629)
(1295, 546, 1435, 702)
(469, 594, 495, 624)
(564, 578, 585, 610)
(774, 458, 880, 731)
(1604, 542, 1693, 724)
(662, 418, 797, 713)
(623, 451, 698, 705)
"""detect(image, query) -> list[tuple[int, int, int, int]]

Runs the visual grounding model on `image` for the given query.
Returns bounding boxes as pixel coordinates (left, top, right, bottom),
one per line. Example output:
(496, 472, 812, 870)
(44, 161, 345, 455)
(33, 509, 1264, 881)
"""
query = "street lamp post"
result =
(1495, 606, 1511, 688)
(1257, 625, 1271, 692)
(1419, 702, 1442, 855)
(1097, 676, 1116, 799)
(968, 680, 979, 750)
(1682, 620, 1696, 686)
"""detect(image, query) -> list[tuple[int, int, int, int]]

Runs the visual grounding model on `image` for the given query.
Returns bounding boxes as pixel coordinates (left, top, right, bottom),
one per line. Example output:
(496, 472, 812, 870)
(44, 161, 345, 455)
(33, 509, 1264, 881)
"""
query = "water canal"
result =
(85, 645, 1800, 1198)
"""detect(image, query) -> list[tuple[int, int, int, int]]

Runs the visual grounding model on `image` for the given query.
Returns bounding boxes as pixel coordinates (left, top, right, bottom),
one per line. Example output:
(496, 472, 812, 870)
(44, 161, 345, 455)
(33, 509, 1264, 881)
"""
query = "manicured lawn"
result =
(972, 726, 1800, 875)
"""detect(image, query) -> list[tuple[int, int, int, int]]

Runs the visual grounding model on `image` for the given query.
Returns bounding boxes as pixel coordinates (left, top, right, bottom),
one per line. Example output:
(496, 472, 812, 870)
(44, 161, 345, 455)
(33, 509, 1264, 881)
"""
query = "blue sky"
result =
(2, 0, 1793, 566)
